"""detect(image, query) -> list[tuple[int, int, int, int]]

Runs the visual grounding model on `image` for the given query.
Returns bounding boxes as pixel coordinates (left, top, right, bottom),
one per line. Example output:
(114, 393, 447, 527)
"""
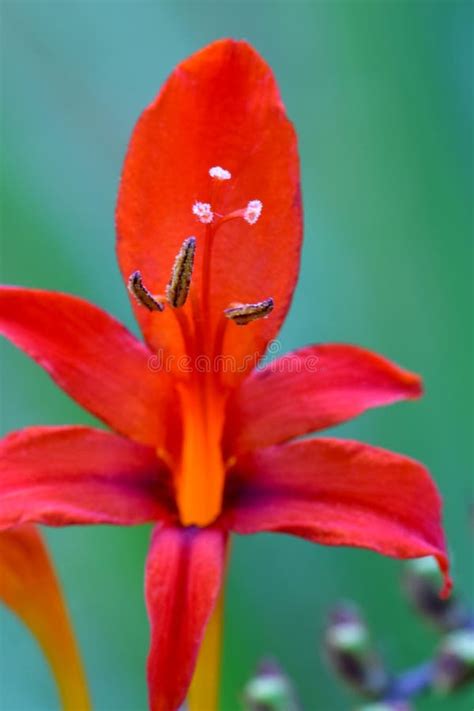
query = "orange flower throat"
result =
(128, 166, 273, 527)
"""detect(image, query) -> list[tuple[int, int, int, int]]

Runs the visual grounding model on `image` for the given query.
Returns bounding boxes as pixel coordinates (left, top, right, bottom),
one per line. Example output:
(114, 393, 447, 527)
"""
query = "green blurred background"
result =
(1, 1, 472, 710)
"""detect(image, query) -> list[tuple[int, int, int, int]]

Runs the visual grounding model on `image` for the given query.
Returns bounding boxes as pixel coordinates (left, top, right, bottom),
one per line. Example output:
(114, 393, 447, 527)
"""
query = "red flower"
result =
(0, 526, 91, 710)
(0, 39, 450, 711)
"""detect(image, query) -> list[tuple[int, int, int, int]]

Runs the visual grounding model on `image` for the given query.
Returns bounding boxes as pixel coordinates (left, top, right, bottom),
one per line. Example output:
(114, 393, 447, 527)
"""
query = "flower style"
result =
(0, 39, 451, 711)
(0, 526, 90, 710)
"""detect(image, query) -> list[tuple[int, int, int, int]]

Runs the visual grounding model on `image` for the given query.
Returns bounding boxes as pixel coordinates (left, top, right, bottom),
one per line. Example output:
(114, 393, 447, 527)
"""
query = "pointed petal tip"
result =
(176, 37, 288, 123)
(182, 37, 272, 67)
(404, 369, 424, 398)
(437, 555, 453, 600)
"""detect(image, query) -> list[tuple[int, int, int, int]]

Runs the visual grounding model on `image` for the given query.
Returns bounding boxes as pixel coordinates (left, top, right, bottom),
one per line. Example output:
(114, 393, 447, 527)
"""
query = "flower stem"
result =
(384, 661, 433, 700)
(188, 582, 225, 711)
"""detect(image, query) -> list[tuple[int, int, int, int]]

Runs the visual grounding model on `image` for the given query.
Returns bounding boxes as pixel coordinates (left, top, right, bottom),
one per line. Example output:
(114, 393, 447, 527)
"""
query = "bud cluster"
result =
(242, 659, 300, 711)
(241, 557, 473, 710)
(324, 557, 474, 707)
(324, 603, 389, 698)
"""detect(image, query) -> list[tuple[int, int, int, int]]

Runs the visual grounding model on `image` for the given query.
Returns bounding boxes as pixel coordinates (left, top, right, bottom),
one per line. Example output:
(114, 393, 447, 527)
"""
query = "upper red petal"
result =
(226, 344, 423, 454)
(0, 525, 91, 710)
(223, 439, 451, 596)
(0, 286, 173, 447)
(145, 524, 227, 711)
(0, 426, 173, 527)
(116, 39, 302, 365)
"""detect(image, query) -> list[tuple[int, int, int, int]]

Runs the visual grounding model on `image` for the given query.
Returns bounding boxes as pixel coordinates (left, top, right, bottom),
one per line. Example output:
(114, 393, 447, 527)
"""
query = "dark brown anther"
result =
(166, 237, 196, 308)
(224, 297, 274, 326)
(127, 271, 164, 312)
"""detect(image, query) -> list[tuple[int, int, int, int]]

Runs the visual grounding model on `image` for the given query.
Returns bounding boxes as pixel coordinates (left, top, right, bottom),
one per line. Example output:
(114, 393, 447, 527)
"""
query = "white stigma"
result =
(192, 201, 214, 224)
(209, 166, 232, 181)
(243, 199, 263, 225)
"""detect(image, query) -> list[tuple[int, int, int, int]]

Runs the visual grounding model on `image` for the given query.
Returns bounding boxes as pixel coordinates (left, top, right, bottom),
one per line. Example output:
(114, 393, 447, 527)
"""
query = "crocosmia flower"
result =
(0, 39, 451, 711)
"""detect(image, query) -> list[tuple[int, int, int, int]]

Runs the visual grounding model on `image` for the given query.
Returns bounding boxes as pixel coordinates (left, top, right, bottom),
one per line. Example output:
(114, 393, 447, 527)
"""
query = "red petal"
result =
(223, 439, 451, 596)
(0, 525, 91, 710)
(145, 524, 227, 711)
(117, 39, 301, 368)
(0, 286, 173, 447)
(0, 426, 173, 527)
(226, 344, 423, 454)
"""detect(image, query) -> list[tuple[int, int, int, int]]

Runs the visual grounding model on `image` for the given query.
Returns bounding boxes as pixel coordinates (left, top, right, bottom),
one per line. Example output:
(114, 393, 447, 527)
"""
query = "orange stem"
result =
(188, 553, 229, 711)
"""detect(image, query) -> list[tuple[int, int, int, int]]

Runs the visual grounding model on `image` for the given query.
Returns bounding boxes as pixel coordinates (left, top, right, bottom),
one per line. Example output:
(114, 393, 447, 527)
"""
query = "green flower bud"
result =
(325, 603, 389, 697)
(242, 659, 299, 711)
(433, 629, 474, 692)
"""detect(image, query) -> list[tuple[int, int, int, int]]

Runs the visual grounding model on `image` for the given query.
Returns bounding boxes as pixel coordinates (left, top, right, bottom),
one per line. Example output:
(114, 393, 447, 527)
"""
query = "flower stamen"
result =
(193, 202, 214, 224)
(127, 271, 164, 311)
(209, 166, 231, 181)
(243, 200, 263, 225)
(166, 237, 196, 308)
(213, 200, 263, 229)
(224, 297, 274, 326)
